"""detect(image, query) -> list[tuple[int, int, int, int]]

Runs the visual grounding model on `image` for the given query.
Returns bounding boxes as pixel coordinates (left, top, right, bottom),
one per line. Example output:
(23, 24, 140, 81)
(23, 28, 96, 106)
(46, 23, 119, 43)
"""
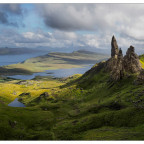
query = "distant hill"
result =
(73, 50, 99, 54)
(2, 50, 109, 75)
(0, 47, 44, 55)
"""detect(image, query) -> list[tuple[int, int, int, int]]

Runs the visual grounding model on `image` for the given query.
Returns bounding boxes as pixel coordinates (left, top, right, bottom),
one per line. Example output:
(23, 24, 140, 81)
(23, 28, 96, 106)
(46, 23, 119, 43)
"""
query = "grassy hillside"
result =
(139, 54, 144, 68)
(2, 50, 109, 75)
(0, 55, 143, 140)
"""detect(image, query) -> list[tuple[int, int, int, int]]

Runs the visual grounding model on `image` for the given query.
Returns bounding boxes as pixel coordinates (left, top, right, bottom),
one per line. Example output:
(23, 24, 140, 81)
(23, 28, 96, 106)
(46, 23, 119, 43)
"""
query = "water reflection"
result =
(7, 64, 93, 80)
(8, 98, 25, 107)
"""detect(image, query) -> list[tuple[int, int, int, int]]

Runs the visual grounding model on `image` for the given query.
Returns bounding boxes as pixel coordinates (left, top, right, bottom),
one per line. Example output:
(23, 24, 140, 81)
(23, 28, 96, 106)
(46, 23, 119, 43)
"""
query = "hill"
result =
(1, 50, 109, 75)
(0, 47, 44, 55)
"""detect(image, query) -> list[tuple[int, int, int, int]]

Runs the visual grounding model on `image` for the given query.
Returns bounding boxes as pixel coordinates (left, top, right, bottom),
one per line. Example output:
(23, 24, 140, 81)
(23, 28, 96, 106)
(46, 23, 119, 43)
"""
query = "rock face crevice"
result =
(105, 36, 141, 81)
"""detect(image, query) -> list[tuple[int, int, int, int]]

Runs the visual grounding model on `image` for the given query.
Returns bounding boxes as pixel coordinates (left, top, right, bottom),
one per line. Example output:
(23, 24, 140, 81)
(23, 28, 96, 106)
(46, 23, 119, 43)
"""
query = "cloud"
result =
(0, 11, 8, 24)
(0, 28, 98, 49)
(0, 4, 23, 27)
(0, 4, 22, 15)
(1, 27, 144, 55)
(36, 4, 144, 41)
(36, 4, 96, 31)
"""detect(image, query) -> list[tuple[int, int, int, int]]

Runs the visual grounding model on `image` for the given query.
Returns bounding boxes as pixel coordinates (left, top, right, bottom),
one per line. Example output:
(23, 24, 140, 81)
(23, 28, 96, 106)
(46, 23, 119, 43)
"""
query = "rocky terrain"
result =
(105, 36, 142, 81)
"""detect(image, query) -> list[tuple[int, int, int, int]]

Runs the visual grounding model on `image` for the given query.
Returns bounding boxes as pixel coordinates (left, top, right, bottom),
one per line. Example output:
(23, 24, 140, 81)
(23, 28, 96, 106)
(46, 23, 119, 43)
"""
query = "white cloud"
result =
(36, 4, 144, 42)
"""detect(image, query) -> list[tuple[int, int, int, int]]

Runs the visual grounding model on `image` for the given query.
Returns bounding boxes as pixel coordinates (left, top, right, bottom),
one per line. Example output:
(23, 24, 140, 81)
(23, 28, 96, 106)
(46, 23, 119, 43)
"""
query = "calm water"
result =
(8, 98, 25, 107)
(8, 64, 93, 80)
(7, 65, 93, 107)
(0, 52, 47, 66)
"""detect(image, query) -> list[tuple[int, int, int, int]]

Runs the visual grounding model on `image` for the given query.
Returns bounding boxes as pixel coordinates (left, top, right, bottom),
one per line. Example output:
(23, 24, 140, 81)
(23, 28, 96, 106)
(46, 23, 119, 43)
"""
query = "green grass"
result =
(139, 54, 144, 68)
(0, 55, 144, 140)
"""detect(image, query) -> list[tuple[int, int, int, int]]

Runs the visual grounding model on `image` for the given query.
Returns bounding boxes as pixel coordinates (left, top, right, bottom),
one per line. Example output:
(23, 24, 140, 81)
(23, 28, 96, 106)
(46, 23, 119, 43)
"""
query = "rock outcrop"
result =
(123, 46, 141, 73)
(111, 35, 119, 58)
(105, 36, 141, 81)
(111, 48, 124, 81)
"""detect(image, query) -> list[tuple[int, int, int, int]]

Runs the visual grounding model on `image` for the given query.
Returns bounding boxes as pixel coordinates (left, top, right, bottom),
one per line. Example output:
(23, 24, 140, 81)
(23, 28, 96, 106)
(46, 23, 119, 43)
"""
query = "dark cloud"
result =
(0, 11, 8, 24)
(0, 4, 23, 27)
(36, 4, 97, 31)
(0, 4, 22, 15)
(36, 4, 144, 41)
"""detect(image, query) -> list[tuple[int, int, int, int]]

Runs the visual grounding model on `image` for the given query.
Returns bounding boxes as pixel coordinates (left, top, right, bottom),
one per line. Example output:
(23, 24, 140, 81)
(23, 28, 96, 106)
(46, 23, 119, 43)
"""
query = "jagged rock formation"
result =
(105, 36, 141, 81)
(105, 36, 120, 72)
(111, 35, 119, 58)
(123, 46, 141, 73)
(111, 48, 124, 81)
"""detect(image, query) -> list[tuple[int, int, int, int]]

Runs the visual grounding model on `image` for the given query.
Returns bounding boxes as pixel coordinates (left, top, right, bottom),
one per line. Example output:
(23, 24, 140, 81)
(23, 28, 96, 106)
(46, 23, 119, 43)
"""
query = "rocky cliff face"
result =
(111, 48, 124, 81)
(123, 46, 141, 73)
(105, 36, 141, 81)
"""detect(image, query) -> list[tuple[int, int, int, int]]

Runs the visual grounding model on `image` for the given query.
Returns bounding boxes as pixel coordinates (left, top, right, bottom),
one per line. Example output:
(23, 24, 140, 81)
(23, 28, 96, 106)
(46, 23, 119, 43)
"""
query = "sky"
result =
(1, 3, 144, 54)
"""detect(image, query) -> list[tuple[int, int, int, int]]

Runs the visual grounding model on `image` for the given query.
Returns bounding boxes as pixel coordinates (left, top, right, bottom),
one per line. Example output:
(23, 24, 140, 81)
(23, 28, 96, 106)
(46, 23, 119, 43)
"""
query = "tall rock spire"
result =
(111, 35, 119, 58)
(111, 48, 124, 81)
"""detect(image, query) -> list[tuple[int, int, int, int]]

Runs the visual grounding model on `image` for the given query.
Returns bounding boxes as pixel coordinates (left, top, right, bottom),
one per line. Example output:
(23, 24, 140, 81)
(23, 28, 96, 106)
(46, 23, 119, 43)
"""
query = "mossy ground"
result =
(0, 58, 144, 140)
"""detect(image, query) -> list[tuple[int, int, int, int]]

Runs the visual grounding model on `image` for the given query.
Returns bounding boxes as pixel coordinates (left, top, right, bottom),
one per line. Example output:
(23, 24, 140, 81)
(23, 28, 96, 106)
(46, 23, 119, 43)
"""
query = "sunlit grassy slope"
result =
(2, 50, 109, 75)
(0, 55, 144, 140)
(0, 76, 65, 104)
(139, 54, 144, 68)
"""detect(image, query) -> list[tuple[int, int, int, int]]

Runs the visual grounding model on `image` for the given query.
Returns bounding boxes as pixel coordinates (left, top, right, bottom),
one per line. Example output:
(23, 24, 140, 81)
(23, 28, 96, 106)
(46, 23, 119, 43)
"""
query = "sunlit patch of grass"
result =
(0, 78, 64, 104)
(140, 60, 144, 69)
